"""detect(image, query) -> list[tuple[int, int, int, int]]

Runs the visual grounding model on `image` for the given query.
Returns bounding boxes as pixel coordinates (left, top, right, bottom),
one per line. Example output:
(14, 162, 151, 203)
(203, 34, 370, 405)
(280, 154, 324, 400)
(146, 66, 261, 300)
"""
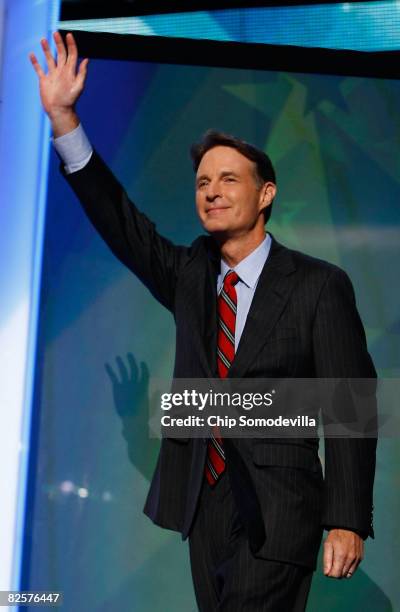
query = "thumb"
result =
(77, 57, 89, 84)
(323, 540, 334, 575)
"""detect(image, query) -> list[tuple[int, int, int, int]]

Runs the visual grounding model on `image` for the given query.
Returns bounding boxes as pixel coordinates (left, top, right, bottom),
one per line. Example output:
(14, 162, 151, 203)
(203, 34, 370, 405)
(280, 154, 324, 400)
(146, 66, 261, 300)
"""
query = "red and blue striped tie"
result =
(205, 269, 239, 485)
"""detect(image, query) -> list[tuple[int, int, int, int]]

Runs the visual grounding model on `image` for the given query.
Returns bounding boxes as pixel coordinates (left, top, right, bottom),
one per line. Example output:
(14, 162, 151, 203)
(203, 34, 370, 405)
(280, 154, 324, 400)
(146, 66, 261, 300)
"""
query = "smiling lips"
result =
(206, 206, 230, 213)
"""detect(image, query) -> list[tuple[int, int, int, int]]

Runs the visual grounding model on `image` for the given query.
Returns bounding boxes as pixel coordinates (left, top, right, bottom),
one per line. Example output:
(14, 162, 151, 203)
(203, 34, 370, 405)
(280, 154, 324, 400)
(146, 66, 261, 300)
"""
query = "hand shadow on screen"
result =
(105, 353, 159, 482)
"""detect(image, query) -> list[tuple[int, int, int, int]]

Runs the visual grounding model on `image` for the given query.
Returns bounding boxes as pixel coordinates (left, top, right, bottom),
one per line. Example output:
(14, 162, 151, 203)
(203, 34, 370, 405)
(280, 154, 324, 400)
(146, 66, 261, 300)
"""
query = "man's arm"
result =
(30, 32, 189, 312)
(312, 267, 377, 578)
(63, 148, 189, 311)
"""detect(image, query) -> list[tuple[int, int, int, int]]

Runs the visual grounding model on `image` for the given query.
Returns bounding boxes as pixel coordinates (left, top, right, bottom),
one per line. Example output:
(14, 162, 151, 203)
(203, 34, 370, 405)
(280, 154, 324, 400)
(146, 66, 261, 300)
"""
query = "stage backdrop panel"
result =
(25, 57, 399, 611)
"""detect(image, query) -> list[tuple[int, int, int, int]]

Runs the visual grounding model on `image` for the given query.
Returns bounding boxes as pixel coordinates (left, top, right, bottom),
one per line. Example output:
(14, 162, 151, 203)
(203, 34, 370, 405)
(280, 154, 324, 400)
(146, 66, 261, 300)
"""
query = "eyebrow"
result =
(196, 170, 240, 184)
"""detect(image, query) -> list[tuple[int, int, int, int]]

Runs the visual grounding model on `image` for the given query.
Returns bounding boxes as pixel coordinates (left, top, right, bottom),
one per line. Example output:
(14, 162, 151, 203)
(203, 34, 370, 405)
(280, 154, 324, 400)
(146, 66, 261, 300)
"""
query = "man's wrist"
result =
(325, 526, 367, 540)
(52, 122, 93, 174)
(48, 108, 79, 138)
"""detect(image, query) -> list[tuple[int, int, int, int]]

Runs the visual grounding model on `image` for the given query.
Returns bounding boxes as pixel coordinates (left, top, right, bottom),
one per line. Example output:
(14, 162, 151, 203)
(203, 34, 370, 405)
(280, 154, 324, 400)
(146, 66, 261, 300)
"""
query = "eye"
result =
(224, 176, 236, 182)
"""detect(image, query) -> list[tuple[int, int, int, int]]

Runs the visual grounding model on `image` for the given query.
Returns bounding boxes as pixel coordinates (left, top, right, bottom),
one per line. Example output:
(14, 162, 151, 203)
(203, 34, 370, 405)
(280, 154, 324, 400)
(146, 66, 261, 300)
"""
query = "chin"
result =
(203, 220, 230, 235)
(205, 226, 237, 243)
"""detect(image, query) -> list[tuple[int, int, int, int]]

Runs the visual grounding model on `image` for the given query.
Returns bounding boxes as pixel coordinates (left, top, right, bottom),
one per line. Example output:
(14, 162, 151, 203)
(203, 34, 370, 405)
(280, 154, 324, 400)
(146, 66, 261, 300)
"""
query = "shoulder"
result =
(270, 237, 357, 305)
(274, 237, 351, 283)
(292, 249, 345, 278)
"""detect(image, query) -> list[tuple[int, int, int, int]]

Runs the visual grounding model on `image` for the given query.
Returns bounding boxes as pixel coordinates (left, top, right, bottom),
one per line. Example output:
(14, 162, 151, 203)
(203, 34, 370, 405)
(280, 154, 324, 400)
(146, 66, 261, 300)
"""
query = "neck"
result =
(216, 227, 267, 268)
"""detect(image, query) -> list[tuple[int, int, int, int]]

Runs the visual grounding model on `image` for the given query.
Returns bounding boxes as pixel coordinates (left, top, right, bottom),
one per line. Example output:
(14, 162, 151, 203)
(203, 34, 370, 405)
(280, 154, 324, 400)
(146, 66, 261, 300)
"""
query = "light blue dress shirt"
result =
(218, 235, 271, 351)
(52, 123, 93, 174)
(53, 125, 272, 350)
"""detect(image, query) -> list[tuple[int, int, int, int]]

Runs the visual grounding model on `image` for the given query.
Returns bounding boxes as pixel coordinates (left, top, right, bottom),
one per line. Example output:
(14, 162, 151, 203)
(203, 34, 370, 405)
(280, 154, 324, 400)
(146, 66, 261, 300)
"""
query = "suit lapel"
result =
(181, 235, 296, 378)
(228, 236, 296, 379)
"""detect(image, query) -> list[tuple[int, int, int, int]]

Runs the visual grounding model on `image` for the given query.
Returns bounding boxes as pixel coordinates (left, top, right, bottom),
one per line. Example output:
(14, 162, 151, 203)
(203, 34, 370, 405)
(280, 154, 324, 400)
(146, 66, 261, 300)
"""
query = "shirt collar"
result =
(218, 233, 272, 291)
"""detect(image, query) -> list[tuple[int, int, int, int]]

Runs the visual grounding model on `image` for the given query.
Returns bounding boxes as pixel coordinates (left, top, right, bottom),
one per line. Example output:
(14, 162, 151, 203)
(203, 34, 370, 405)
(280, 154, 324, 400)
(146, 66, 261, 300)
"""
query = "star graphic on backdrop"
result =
(222, 73, 291, 120)
(286, 72, 349, 115)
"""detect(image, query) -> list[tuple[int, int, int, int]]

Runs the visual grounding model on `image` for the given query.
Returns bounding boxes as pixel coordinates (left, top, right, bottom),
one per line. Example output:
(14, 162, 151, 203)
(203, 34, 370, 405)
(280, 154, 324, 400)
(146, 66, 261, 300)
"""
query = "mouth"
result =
(205, 206, 230, 214)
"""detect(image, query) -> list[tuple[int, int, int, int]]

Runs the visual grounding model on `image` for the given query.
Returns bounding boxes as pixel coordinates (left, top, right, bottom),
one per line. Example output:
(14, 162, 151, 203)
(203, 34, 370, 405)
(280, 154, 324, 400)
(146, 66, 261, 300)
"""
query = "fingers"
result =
(323, 539, 345, 578)
(76, 57, 89, 88)
(32, 32, 86, 81)
(323, 541, 334, 576)
(40, 38, 56, 72)
(29, 53, 45, 78)
(66, 32, 78, 69)
(104, 363, 119, 386)
(77, 57, 89, 83)
(116, 356, 129, 382)
(330, 549, 346, 578)
(127, 352, 138, 381)
(53, 31, 67, 65)
(342, 541, 363, 578)
(343, 555, 361, 579)
(140, 361, 150, 385)
(323, 531, 364, 579)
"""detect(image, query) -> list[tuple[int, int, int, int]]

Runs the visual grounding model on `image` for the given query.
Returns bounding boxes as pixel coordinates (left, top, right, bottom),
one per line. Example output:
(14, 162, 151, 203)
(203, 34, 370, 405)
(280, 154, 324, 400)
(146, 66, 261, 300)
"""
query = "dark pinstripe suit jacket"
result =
(65, 151, 376, 570)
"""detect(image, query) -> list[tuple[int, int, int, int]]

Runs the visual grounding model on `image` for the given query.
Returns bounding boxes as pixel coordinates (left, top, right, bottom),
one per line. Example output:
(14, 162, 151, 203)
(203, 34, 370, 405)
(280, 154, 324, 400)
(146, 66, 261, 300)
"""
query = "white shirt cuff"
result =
(52, 123, 93, 174)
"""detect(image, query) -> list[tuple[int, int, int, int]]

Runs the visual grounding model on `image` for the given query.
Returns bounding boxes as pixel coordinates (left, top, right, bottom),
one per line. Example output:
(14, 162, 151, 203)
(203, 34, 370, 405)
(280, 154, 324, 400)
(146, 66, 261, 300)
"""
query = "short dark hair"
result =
(190, 129, 276, 224)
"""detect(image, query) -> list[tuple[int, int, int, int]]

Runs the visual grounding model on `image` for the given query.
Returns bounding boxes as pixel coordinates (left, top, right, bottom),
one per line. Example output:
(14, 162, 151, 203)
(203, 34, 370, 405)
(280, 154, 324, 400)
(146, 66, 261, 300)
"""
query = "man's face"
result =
(195, 145, 275, 238)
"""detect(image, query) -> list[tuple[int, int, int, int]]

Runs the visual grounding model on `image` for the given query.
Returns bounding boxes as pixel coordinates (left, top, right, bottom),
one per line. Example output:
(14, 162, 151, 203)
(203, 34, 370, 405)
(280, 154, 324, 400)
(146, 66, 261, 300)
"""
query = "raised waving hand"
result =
(29, 31, 88, 136)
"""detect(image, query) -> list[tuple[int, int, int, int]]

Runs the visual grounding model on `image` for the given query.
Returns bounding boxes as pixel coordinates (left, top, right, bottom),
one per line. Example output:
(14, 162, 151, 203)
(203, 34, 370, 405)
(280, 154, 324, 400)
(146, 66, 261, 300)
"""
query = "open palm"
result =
(29, 31, 88, 117)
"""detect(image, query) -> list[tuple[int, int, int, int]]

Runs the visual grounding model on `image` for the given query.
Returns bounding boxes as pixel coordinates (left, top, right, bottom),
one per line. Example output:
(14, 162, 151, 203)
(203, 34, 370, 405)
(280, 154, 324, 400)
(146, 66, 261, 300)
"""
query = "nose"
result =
(205, 181, 221, 202)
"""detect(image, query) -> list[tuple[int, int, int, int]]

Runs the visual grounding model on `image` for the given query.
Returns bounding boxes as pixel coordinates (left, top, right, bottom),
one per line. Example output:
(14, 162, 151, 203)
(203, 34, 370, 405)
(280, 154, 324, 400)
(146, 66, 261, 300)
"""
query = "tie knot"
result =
(224, 270, 239, 288)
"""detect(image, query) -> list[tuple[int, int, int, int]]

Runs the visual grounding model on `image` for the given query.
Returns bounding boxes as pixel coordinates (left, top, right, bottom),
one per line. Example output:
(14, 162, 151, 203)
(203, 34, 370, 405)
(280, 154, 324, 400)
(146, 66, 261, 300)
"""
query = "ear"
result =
(259, 182, 277, 212)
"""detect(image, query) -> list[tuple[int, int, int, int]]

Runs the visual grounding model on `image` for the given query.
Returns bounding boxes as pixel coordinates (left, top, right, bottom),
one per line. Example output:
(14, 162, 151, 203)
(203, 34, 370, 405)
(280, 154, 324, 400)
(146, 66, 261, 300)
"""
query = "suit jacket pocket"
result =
(252, 443, 320, 472)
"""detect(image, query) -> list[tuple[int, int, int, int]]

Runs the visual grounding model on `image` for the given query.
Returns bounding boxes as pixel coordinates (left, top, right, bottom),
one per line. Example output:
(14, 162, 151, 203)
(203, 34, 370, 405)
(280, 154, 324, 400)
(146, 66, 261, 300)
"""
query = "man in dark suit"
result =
(31, 32, 376, 611)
